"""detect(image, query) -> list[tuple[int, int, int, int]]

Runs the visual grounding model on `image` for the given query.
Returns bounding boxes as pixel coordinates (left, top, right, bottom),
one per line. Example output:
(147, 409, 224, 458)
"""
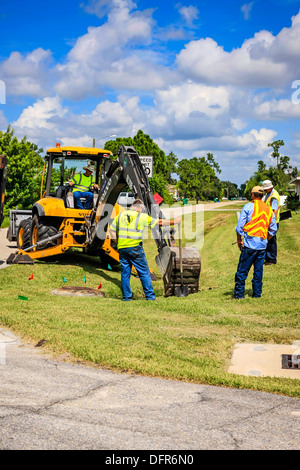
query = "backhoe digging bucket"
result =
(156, 245, 201, 297)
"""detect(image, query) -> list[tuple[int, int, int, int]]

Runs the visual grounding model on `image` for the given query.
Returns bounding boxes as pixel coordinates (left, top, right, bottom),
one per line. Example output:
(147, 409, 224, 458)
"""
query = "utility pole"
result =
(92, 135, 117, 148)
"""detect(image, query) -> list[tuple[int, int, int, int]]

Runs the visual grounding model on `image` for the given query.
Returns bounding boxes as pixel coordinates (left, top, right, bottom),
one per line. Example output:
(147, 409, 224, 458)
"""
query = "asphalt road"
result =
(0, 328, 299, 451)
(0, 226, 15, 268)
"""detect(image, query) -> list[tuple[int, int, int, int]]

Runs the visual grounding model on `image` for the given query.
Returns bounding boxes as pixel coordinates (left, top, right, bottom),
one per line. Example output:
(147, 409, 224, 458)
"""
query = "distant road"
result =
(161, 200, 240, 217)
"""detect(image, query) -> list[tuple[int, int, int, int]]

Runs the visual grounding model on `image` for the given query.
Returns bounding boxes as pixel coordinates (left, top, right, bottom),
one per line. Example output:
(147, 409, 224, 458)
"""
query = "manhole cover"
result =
(50, 286, 106, 297)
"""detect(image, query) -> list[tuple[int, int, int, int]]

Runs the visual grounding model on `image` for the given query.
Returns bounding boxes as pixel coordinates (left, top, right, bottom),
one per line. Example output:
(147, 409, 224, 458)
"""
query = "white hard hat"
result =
(262, 180, 273, 190)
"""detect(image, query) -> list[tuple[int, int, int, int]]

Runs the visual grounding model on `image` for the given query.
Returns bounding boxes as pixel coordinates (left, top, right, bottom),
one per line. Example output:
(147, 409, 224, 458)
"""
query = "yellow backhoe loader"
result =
(7, 145, 201, 297)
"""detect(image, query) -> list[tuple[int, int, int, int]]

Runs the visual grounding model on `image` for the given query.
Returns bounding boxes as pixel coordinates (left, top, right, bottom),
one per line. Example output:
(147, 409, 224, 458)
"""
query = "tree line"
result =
(244, 140, 298, 201)
(104, 131, 237, 202)
(1, 127, 298, 216)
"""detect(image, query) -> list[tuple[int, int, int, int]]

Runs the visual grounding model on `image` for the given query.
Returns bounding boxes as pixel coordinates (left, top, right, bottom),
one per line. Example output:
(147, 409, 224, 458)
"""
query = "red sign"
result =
(153, 193, 163, 205)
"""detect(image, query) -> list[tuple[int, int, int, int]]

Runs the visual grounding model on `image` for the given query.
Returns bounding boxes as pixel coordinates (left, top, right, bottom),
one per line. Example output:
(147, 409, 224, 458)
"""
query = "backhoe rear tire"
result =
(31, 215, 58, 250)
(17, 218, 32, 250)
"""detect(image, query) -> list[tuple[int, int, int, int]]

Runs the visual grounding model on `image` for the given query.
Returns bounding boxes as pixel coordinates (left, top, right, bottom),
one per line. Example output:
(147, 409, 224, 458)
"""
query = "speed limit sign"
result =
(139, 155, 153, 178)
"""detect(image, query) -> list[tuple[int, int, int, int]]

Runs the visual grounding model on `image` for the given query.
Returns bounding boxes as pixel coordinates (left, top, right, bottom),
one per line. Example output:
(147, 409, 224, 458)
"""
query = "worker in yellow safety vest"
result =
(262, 180, 280, 265)
(69, 163, 99, 209)
(110, 198, 181, 301)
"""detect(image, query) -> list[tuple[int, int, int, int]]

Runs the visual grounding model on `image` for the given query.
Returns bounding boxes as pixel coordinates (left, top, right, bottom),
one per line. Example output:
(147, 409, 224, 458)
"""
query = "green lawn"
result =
(0, 208, 299, 397)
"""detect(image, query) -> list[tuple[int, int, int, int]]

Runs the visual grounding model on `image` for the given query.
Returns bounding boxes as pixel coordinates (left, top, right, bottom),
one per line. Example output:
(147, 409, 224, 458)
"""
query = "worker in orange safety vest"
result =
(233, 186, 278, 299)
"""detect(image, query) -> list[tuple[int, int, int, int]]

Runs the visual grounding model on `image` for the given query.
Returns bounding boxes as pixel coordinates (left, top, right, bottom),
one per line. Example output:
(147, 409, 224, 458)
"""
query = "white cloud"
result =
(147, 82, 231, 139)
(77, 95, 145, 136)
(12, 96, 69, 148)
(241, 2, 253, 20)
(82, 0, 136, 18)
(0, 111, 8, 130)
(176, 11, 300, 88)
(231, 118, 248, 131)
(155, 82, 230, 117)
(154, 126, 279, 184)
(0, 48, 52, 97)
(4, 4, 300, 184)
(11, 94, 144, 149)
(55, 0, 158, 99)
(156, 26, 187, 41)
(171, 128, 277, 155)
(177, 4, 199, 26)
(253, 98, 300, 120)
(10, 90, 283, 185)
(13, 96, 67, 130)
(176, 34, 288, 87)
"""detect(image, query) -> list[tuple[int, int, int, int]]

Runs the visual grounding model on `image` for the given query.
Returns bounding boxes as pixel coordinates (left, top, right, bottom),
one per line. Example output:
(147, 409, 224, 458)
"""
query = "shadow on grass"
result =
(223, 288, 258, 299)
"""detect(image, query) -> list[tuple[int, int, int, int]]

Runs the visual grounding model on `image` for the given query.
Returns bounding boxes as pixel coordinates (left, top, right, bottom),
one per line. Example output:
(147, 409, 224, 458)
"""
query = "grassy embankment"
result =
(0, 204, 299, 397)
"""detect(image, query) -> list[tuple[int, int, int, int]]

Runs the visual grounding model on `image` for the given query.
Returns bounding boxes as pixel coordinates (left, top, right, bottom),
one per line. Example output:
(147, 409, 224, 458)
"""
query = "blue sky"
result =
(1, 0, 300, 185)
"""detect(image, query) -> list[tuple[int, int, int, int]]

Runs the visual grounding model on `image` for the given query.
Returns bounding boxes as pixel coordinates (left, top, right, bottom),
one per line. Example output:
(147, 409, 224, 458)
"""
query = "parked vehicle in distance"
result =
(117, 192, 135, 207)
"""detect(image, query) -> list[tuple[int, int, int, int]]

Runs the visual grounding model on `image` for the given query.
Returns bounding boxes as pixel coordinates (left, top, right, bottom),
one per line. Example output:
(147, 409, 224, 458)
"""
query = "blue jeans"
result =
(119, 245, 156, 301)
(234, 246, 266, 298)
(265, 224, 279, 264)
(73, 191, 93, 209)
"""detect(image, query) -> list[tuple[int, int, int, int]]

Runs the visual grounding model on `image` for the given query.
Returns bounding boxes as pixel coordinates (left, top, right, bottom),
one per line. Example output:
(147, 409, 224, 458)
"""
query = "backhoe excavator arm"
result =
(86, 145, 169, 252)
(86, 145, 201, 297)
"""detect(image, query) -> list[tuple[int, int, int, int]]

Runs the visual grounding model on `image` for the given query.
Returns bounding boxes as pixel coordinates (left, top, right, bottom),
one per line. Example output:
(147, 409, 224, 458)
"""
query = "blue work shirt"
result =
(264, 189, 279, 210)
(235, 202, 278, 250)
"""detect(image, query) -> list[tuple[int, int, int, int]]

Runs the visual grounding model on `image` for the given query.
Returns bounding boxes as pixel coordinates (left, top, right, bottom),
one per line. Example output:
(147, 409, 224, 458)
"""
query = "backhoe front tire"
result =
(31, 215, 58, 250)
(17, 218, 32, 250)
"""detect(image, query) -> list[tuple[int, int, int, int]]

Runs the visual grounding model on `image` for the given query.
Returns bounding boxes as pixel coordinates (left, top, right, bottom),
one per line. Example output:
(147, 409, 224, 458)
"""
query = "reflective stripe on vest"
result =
(265, 189, 280, 223)
(117, 211, 143, 241)
(72, 173, 94, 192)
(243, 200, 273, 240)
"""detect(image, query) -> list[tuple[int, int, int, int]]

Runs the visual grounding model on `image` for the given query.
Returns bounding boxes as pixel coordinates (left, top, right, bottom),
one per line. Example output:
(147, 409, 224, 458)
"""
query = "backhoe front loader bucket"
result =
(155, 245, 201, 297)
(6, 252, 34, 264)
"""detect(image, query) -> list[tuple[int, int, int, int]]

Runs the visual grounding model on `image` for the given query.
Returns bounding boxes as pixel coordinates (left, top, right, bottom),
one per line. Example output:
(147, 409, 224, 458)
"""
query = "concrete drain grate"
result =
(282, 354, 300, 370)
(50, 286, 106, 297)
